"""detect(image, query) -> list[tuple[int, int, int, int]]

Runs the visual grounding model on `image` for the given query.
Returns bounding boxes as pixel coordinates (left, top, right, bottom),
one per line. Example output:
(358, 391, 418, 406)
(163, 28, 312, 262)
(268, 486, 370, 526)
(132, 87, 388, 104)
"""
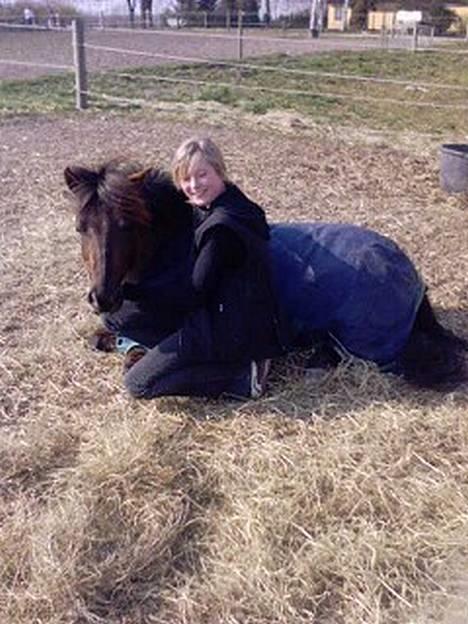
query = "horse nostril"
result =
(88, 287, 123, 314)
(87, 288, 101, 313)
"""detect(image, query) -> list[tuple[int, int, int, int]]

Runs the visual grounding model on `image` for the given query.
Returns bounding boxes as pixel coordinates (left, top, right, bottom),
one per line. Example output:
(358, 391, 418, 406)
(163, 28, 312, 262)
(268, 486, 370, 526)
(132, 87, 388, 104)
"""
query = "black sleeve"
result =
(192, 225, 245, 302)
(121, 271, 197, 321)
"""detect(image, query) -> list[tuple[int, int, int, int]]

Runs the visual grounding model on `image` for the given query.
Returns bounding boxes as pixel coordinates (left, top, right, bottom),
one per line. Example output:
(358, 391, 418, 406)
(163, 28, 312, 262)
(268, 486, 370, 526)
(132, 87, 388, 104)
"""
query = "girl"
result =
(124, 137, 284, 399)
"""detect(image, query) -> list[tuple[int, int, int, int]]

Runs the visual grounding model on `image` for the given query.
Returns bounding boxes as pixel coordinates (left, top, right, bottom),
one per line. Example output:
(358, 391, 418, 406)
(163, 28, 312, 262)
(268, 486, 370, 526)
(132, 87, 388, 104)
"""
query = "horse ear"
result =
(64, 166, 98, 194)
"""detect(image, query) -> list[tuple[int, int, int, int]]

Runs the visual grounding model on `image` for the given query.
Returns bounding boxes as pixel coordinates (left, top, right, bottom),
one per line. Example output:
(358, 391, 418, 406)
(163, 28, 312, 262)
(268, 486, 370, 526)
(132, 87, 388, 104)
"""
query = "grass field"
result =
(1, 40, 468, 624)
(1, 45, 468, 134)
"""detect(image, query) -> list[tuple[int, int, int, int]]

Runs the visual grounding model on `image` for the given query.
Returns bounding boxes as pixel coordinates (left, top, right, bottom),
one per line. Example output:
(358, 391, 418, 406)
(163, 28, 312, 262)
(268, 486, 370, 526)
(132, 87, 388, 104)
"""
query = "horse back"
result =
(269, 222, 425, 364)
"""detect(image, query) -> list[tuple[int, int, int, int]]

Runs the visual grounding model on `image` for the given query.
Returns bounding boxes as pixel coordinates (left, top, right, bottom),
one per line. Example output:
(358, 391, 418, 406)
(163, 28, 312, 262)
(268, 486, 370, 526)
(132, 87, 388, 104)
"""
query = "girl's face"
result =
(179, 154, 226, 207)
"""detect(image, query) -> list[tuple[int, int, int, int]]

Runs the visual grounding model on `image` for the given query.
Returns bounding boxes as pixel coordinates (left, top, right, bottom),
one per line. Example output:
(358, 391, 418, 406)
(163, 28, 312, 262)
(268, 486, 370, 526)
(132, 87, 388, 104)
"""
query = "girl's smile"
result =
(180, 154, 226, 207)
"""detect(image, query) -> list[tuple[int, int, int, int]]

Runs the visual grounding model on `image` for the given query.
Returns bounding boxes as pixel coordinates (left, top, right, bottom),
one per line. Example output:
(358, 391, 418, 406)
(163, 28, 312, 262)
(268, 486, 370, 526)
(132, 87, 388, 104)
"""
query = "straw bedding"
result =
(1, 108, 467, 623)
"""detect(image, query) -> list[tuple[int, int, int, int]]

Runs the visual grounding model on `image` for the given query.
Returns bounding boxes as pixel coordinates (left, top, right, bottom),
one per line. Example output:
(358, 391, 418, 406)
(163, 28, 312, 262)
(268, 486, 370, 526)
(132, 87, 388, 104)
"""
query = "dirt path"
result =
(0, 27, 388, 80)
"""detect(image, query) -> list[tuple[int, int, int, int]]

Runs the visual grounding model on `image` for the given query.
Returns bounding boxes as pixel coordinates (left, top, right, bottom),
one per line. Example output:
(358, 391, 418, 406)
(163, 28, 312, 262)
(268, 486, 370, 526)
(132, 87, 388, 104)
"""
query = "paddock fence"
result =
(1, 18, 468, 115)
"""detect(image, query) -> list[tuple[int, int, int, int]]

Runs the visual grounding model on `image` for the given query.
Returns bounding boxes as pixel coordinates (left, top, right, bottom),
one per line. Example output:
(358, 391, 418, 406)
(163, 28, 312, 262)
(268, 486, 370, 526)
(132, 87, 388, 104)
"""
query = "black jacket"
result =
(180, 183, 283, 363)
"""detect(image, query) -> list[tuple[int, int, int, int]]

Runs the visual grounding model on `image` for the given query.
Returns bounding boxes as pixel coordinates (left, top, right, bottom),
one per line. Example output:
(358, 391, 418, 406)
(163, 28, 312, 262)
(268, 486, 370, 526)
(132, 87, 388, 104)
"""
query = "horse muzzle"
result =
(87, 286, 124, 314)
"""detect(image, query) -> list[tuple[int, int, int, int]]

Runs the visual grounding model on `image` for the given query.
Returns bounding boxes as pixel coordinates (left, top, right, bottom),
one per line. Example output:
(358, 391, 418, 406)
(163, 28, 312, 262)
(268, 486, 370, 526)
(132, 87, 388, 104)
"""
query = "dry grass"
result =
(1, 109, 468, 624)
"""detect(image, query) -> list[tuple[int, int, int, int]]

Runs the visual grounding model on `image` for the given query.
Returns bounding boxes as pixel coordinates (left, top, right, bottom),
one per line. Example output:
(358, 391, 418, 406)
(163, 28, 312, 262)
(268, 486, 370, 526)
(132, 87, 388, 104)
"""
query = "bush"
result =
(427, 4, 458, 35)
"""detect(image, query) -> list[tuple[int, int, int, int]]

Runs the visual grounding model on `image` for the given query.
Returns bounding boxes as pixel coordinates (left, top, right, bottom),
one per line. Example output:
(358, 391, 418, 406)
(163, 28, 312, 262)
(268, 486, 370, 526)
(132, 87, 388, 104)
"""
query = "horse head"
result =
(64, 160, 155, 314)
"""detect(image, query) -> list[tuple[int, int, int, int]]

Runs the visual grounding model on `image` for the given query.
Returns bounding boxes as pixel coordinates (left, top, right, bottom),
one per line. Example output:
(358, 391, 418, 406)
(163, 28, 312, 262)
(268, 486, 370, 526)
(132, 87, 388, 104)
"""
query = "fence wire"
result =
(1, 21, 467, 113)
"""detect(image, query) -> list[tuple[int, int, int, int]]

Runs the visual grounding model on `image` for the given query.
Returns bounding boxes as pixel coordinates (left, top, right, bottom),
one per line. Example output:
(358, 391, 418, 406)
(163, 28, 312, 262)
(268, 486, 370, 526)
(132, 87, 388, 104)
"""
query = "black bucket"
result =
(440, 144, 468, 193)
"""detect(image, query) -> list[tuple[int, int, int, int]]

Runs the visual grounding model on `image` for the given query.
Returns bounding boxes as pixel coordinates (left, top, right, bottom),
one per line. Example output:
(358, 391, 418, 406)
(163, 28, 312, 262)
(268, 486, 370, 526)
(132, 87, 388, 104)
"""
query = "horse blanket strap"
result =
(270, 222, 426, 365)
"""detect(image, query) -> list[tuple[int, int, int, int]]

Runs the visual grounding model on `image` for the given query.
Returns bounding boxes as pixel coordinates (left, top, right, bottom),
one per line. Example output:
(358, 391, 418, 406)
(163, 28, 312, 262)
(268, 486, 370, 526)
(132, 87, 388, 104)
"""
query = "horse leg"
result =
(397, 294, 467, 389)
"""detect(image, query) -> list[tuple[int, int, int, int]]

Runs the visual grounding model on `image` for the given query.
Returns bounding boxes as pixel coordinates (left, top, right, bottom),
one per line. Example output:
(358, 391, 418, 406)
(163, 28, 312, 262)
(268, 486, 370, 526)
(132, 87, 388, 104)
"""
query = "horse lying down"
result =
(64, 160, 467, 390)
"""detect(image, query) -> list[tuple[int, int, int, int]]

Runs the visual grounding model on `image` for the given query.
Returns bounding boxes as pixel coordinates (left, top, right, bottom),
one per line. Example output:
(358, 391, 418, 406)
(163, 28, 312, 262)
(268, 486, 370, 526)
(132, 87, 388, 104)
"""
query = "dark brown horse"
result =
(64, 159, 467, 389)
(65, 160, 191, 315)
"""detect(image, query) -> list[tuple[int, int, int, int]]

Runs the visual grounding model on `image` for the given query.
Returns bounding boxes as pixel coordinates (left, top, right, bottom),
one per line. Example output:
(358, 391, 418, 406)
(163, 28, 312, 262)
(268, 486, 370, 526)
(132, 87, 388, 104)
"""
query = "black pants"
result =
(103, 301, 253, 398)
(124, 332, 253, 399)
(104, 298, 283, 399)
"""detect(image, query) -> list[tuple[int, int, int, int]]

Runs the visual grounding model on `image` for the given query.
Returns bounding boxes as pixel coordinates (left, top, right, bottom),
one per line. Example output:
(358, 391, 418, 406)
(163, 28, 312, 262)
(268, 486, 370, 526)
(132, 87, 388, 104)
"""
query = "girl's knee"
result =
(124, 367, 153, 399)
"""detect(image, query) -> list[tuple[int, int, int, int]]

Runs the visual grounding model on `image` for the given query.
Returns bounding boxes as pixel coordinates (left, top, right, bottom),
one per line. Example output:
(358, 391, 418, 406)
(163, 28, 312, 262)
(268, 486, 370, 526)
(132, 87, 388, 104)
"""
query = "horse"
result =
(64, 159, 467, 390)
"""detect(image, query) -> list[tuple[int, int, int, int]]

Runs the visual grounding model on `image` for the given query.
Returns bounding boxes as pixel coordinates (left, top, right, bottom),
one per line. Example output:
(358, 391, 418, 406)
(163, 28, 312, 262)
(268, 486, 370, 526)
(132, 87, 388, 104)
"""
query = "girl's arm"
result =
(192, 225, 245, 303)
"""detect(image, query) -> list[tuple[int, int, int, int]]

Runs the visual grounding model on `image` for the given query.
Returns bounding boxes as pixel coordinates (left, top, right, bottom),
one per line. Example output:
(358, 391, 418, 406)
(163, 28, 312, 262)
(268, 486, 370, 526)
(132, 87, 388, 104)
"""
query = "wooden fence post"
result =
(72, 18, 88, 110)
(412, 24, 418, 52)
(380, 25, 387, 49)
(237, 10, 243, 61)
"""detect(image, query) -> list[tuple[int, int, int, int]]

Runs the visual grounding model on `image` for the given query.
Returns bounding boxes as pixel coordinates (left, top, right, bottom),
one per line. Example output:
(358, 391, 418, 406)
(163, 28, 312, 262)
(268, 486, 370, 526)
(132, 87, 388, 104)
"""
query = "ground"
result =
(1, 103, 468, 623)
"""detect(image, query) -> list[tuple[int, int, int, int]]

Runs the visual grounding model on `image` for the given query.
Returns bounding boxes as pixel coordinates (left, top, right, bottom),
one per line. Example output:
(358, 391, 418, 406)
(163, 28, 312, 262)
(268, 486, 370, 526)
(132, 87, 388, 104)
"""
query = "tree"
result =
(173, 0, 198, 14)
(427, 3, 457, 34)
(217, 0, 260, 13)
(125, 0, 153, 27)
(126, 0, 137, 26)
(198, 0, 259, 25)
(309, 0, 327, 36)
(243, 0, 260, 23)
(141, 0, 153, 27)
(198, 0, 218, 10)
(349, 0, 375, 31)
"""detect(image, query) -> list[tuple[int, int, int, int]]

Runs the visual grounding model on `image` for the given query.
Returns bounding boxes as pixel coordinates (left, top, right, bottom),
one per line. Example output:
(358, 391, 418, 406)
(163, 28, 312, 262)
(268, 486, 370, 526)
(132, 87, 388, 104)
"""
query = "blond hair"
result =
(171, 137, 228, 189)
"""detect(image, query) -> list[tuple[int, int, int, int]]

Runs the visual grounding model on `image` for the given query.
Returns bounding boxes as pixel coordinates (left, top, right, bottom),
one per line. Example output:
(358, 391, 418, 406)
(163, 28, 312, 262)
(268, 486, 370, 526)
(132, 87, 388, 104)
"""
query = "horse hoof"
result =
(89, 328, 117, 352)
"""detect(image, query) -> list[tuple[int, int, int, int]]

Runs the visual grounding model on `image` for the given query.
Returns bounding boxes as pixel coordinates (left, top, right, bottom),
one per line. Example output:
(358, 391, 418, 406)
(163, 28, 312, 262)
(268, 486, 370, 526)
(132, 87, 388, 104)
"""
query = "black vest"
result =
(181, 185, 283, 363)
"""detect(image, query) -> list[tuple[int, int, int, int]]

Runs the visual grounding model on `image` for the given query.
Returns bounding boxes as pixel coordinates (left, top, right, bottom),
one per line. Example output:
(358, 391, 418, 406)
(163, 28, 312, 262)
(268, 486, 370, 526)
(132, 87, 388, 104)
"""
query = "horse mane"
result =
(136, 167, 192, 231)
(96, 160, 153, 226)
(66, 159, 191, 231)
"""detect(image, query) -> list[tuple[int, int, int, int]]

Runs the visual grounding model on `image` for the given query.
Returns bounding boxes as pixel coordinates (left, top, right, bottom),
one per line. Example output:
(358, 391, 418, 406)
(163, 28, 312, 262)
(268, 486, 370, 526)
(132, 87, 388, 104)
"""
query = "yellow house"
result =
(327, 3, 352, 30)
(447, 3, 468, 31)
(367, 10, 398, 30)
(327, 1, 399, 30)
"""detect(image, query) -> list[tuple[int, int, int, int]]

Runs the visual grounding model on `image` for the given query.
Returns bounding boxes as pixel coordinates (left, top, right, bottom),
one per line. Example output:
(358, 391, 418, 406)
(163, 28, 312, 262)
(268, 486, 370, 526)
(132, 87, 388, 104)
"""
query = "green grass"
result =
(0, 73, 76, 114)
(2, 48, 468, 134)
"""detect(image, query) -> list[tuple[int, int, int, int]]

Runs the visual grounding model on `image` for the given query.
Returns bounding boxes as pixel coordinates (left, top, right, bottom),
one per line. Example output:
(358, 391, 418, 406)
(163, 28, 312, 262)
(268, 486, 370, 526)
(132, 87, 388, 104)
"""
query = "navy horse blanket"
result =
(270, 223, 425, 365)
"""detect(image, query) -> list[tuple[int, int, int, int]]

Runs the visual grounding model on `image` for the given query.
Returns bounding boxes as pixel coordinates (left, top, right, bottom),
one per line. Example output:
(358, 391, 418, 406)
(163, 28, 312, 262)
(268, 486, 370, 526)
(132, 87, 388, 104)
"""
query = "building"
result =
(327, 0, 468, 33)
